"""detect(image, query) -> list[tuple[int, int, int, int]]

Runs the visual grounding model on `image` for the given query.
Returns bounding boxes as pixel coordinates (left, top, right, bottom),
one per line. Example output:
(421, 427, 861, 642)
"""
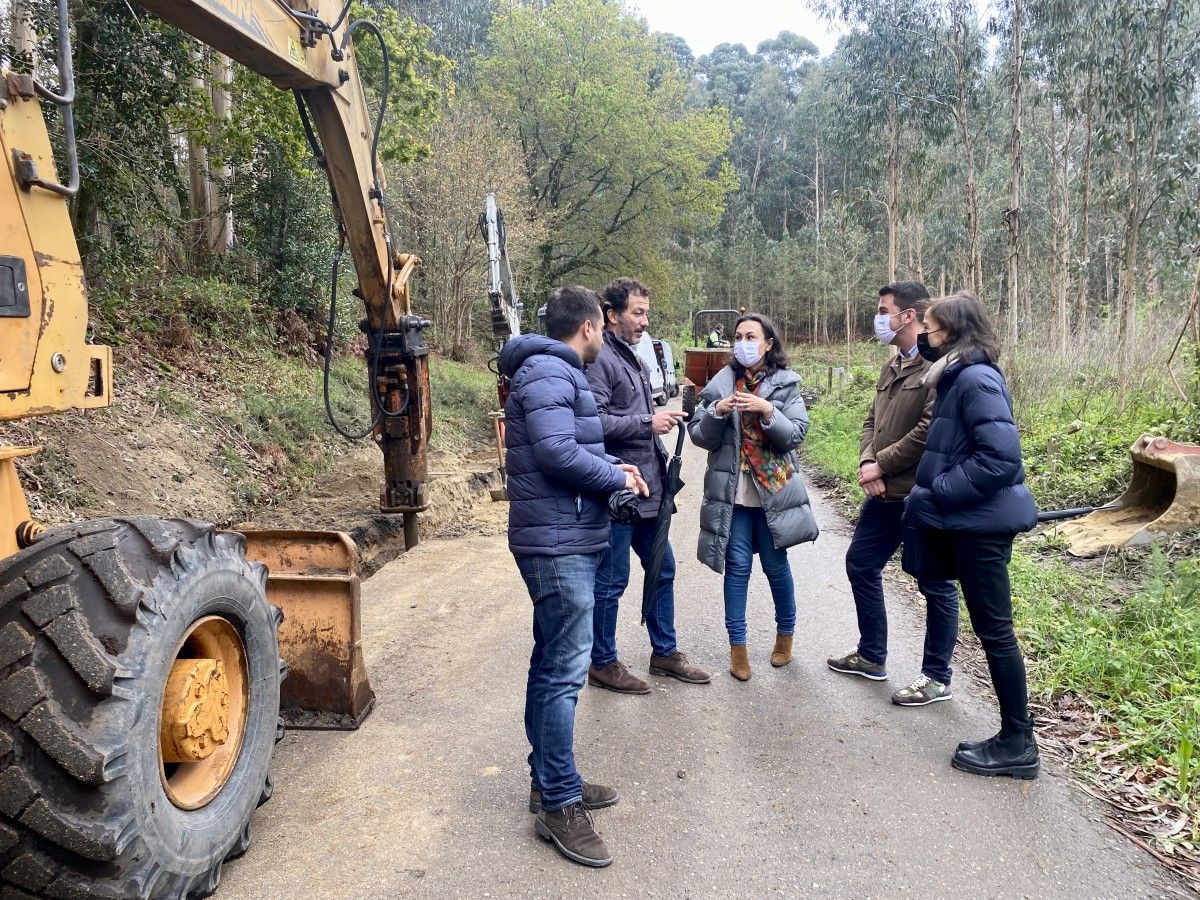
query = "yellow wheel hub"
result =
(159, 616, 249, 810)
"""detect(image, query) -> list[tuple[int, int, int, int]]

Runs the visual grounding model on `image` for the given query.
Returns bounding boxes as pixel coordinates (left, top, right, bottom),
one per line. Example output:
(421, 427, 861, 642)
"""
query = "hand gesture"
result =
(618, 463, 649, 497)
(715, 395, 737, 416)
(730, 391, 774, 419)
(652, 410, 687, 434)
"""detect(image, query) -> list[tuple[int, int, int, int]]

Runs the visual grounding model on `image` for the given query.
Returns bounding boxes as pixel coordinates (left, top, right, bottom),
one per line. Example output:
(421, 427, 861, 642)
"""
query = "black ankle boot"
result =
(956, 734, 997, 753)
(952, 726, 1039, 779)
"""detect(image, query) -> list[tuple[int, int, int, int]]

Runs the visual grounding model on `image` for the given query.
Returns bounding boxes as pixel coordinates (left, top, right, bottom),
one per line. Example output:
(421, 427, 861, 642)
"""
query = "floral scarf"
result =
(737, 369, 795, 494)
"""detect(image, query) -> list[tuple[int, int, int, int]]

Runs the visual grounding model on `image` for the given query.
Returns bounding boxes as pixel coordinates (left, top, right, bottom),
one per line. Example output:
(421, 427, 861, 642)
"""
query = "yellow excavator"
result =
(0, 1, 432, 895)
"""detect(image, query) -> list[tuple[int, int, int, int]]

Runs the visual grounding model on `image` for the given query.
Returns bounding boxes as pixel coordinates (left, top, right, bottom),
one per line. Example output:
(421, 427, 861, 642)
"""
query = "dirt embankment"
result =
(2, 348, 505, 573)
(241, 446, 506, 578)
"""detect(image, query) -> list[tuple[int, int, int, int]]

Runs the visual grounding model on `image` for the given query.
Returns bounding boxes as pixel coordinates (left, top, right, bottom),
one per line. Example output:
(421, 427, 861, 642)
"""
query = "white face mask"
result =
(733, 339, 763, 367)
(873, 313, 898, 345)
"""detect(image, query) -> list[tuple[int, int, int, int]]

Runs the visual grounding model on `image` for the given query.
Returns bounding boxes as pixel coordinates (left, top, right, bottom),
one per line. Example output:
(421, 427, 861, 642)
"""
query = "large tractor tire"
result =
(0, 518, 284, 899)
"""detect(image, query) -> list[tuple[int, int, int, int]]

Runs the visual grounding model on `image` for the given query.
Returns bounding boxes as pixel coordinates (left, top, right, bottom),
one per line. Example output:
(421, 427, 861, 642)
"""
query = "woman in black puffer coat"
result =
(902, 293, 1040, 780)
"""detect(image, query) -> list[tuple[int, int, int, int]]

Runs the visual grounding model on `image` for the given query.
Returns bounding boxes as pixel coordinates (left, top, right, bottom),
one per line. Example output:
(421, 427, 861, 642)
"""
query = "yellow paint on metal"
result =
(159, 658, 231, 764)
(159, 616, 248, 810)
(136, 0, 345, 89)
(0, 74, 111, 422)
(0, 446, 38, 560)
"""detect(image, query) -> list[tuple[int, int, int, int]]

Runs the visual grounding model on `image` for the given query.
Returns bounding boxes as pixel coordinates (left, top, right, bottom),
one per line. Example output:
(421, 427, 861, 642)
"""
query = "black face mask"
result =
(916, 332, 942, 362)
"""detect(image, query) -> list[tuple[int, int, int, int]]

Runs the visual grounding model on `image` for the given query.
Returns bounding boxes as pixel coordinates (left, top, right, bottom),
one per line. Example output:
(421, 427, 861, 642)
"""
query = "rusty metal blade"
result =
(239, 529, 375, 730)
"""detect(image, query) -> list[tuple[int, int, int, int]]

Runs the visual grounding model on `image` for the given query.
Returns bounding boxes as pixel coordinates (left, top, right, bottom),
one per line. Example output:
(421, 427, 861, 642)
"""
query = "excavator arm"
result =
(1, 0, 432, 543)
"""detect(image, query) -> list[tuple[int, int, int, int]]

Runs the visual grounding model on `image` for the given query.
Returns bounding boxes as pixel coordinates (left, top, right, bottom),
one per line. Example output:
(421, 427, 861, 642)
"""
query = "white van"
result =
(635, 333, 668, 406)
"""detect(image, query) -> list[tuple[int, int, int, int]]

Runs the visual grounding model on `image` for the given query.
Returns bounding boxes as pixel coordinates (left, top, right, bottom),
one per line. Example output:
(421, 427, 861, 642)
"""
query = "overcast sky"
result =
(628, 0, 846, 58)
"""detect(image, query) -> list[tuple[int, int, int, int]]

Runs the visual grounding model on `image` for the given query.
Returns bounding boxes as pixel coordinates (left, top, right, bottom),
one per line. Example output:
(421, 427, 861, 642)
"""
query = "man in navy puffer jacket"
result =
(500, 285, 646, 868)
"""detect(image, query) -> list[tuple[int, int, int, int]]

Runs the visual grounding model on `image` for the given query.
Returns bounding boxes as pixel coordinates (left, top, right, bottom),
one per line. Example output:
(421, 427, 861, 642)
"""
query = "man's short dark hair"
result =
(545, 285, 603, 341)
(879, 281, 931, 314)
(600, 277, 650, 318)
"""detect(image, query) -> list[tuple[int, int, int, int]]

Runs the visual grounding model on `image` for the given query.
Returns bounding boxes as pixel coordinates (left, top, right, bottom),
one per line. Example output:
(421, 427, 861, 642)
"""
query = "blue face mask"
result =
(733, 340, 762, 367)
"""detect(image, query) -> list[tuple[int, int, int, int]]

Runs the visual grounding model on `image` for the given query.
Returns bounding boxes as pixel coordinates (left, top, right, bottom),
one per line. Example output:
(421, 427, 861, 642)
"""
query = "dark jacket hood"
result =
(499, 334, 581, 378)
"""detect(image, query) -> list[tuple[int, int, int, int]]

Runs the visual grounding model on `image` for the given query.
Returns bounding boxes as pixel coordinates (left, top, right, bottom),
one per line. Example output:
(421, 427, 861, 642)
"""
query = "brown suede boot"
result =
(770, 634, 794, 668)
(729, 644, 751, 681)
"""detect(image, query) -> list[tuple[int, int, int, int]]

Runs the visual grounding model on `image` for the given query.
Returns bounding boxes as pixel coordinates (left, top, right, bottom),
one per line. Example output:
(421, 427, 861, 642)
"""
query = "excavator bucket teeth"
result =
(239, 529, 375, 729)
(1059, 435, 1200, 558)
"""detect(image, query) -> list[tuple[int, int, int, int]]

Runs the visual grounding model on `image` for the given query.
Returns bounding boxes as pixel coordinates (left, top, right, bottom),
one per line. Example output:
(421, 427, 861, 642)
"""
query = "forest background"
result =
(3, 0, 1200, 883)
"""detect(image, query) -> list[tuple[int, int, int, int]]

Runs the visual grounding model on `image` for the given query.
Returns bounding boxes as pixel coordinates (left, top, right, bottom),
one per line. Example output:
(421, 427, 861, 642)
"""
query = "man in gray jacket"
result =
(586, 277, 711, 693)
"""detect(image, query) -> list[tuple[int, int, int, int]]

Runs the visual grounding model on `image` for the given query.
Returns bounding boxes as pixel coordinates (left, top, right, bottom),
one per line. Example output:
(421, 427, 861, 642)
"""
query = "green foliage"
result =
(429, 357, 496, 451)
(478, 0, 735, 297)
(1012, 546, 1200, 805)
(350, 2, 453, 164)
(804, 395, 869, 504)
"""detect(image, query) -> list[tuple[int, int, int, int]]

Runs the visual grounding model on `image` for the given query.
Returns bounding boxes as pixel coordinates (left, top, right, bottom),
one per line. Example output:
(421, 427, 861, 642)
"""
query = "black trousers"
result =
(946, 530, 1031, 732)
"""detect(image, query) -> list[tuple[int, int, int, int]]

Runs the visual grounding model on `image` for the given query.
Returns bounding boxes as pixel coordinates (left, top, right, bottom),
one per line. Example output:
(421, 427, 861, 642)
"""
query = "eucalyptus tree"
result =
(479, 0, 734, 297)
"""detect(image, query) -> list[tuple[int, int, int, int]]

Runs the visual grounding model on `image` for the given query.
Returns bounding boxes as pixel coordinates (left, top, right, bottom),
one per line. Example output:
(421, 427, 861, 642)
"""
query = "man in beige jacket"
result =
(827, 282, 961, 707)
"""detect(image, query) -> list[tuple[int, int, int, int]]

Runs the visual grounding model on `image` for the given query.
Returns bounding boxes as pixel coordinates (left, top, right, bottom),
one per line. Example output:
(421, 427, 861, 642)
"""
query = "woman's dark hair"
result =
(927, 292, 1001, 364)
(731, 312, 789, 376)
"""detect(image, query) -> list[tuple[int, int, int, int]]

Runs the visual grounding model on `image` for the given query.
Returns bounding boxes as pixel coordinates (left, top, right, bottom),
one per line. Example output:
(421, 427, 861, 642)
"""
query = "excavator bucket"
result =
(1059, 435, 1200, 557)
(239, 529, 376, 729)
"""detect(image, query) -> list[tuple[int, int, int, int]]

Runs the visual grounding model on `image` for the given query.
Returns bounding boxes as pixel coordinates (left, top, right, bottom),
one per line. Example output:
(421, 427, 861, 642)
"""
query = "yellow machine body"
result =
(0, 73, 111, 421)
(0, 0, 450, 729)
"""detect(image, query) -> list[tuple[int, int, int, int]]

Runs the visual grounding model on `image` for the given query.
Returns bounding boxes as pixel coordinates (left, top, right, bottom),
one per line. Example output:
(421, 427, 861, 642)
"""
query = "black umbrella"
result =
(641, 423, 688, 625)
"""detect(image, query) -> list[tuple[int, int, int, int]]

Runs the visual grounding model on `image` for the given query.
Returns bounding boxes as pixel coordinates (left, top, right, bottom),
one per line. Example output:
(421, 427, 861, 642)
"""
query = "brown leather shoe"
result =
(529, 781, 619, 814)
(588, 660, 650, 695)
(649, 650, 711, 684)
(770, 634, 794, 668)
(729, 644, 751, 681)
(535, 801, 613, 867)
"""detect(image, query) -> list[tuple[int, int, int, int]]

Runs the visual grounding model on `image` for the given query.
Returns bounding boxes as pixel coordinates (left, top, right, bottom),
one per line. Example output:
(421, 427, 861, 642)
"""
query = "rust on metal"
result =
(1060, 435, 1200, 557)
(160, 658, 230, 764)
(5, 73, 34, 100)
(240, 529, 375, 730)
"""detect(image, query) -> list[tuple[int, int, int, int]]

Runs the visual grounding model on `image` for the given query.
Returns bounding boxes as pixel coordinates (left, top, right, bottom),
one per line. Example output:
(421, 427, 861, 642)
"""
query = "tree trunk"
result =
(1005, 0, 1024, 352)
(208, 53, 234, 254)
(1055, 115, 1073, 353)
(9, 0, 36, 66)
(951, 8, 982, 298)
(886, 91, 899, 283)
(1073, 71, 1094, 338)
(187, 47, 212, 264)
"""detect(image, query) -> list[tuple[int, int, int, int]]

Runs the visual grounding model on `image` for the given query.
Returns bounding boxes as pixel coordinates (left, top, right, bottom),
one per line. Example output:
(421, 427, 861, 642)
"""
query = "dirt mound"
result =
(241, 447, 506, 578)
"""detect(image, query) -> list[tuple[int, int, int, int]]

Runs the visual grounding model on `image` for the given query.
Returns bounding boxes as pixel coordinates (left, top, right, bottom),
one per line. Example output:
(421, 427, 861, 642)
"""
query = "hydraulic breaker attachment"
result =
(1059, 435, 1200, 557)
(239, 529, 375, 729)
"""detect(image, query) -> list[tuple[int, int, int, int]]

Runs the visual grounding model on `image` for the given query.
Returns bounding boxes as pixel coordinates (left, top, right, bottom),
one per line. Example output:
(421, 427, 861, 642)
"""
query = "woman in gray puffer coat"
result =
(687, 313, 819, 682)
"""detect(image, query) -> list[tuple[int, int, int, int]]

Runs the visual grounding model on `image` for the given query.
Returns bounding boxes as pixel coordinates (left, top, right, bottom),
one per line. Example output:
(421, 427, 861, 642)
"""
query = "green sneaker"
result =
(891, 674, 953, 706)
(826, 650, 888, 681)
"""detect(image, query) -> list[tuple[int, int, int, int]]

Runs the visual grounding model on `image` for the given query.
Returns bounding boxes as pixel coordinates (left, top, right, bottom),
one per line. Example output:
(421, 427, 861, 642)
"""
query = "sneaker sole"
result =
(588, 676, 650, 695)
(892, 692, 953, 707)
(529, 795, 621, 814)
(648, 665, 711, 684)
(950, 756, 1039, 780)
(534, 818, 613, 867)
(827, 662, 888, 681)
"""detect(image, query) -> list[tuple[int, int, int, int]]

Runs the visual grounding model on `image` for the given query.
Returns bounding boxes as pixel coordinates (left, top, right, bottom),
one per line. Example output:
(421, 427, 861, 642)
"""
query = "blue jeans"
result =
(723, 506, 796, 645)
(592, 518, 678, 666)
(517, 552, 599, 812)
(845, 497, 960, 684)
